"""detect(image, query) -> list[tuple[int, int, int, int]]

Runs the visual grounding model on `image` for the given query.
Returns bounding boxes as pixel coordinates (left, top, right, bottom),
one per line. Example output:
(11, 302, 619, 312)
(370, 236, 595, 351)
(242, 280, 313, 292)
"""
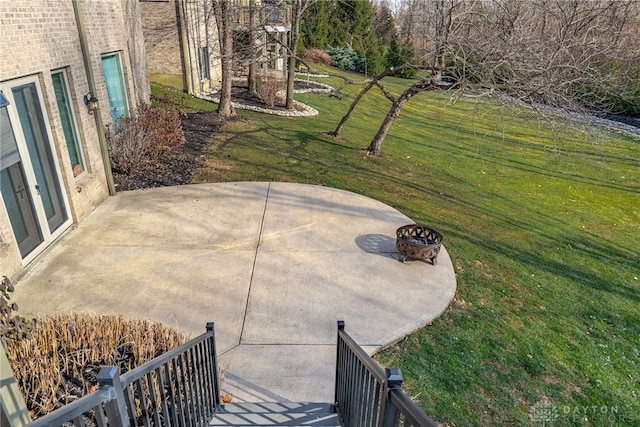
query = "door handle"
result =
(15, 185, 26, 199)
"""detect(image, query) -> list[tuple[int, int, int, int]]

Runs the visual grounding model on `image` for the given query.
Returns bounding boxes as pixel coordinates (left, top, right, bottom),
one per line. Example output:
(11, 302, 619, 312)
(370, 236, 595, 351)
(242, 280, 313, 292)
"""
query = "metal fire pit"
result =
(396, 224, 443, 264)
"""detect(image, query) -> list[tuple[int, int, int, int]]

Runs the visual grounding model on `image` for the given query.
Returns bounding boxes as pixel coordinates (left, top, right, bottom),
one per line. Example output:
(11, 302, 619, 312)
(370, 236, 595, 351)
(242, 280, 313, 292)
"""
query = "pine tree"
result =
(373, 3, 397, 45)
(300, 0, 332, 49)
(385, 34, 417, 78)
(300, 0, 387, 75)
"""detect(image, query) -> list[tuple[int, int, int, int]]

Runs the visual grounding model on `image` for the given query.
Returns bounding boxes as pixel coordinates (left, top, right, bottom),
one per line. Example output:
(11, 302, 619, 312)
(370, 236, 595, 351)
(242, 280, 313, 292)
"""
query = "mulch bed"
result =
(113, 80, 328, 191)
(112, 112, 223, 191)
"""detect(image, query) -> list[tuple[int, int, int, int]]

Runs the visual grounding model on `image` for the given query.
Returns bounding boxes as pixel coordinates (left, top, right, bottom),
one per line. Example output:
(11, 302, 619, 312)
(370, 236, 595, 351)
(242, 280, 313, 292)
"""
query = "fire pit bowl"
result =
(396, 224, 443, 264)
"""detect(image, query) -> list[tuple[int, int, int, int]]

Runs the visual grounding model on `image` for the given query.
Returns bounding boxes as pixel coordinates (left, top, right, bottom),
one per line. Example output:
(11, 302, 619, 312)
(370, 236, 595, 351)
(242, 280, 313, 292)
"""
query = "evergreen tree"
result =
(323, 0, 375, 51)
(363, 32, 385, 75)
(327, 1, 349, 47)
(385, 34, 416, 78)
(346, 0, 375, 42)
(385, 34, 403, 68)
(373, 3, 397, 45)
(300, 0, 387, 75)
(300, 0, 332, 49)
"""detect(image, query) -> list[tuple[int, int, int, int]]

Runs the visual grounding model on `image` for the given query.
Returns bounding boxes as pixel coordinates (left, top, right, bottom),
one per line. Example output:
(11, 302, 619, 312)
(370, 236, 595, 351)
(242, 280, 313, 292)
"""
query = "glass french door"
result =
(0, 106, 43, 257)
(0, 76, 71, 263)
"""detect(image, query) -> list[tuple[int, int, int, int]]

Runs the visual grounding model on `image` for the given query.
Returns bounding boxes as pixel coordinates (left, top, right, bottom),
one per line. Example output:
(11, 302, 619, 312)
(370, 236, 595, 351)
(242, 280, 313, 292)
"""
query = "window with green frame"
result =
(198, 47, 210, 80)
(101, 53, 129, 124)
(52, 70, 85, 177)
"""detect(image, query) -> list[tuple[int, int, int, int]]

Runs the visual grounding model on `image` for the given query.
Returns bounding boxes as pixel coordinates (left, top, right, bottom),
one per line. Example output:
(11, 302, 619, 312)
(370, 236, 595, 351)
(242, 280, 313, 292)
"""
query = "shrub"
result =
(257, 78, 286, 109)
(107, 98, 186, 175)
(299, 48, 332, 66)
(327, 45, 364, 72)
(574, 65, 640, 114)
(4, 313, 188, 418)
(384, 36, 417, 79)
(0, 276, 33, 344)
(106, 119, 148, 175)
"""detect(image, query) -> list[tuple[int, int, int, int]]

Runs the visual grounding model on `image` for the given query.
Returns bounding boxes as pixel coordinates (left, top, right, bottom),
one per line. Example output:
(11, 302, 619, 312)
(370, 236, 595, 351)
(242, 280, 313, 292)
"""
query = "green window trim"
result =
(52, 70, 86, 178)
(198, 47, 210, 81)
(101, 53, 129, 124)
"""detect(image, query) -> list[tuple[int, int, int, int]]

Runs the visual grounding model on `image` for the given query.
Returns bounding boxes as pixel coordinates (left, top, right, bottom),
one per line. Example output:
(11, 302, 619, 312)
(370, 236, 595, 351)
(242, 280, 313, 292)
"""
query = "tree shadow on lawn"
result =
(443, 223, 639, 305)
(361, 153, 637, 303)
(391, 131, 639, 195)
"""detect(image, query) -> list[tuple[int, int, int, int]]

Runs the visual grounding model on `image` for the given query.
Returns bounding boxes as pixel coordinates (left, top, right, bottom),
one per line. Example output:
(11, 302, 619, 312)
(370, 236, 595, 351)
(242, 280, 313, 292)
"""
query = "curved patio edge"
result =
(15, 182, 457, 402)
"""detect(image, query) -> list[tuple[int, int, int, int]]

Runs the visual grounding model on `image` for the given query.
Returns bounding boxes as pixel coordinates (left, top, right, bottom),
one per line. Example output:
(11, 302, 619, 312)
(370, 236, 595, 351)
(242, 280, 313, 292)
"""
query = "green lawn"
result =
(156, 71, 639, 425)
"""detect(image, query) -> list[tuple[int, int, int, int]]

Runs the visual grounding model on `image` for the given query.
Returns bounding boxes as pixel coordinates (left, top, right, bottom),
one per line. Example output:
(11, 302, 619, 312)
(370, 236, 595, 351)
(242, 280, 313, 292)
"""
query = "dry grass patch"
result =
(4, 313, 188, 419)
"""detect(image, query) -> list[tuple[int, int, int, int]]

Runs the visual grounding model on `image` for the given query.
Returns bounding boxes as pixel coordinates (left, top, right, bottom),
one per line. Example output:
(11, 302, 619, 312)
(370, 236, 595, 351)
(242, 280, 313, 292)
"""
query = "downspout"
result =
(193, 1, 203, 93)
(178, 0, 194, 94)
(72, 0, 116, 196)
(204, 0, 211, 86)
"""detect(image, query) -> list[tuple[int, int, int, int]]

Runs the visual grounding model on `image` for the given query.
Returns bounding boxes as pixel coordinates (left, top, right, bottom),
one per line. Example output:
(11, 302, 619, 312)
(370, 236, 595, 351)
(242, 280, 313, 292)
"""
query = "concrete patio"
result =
(14, 182, 456, 403)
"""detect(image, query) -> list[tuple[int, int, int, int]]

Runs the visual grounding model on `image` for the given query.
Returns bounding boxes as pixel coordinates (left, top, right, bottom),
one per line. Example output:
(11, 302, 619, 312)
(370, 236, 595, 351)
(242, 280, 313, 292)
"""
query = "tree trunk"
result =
(285, 50, 297, 110)
(247, 0, 257, 95)
(214, 0, 235, 117)
(332, 81, 376, 137)
(285, 0, 301, 110)
(332, 68, 396, 137)
(366, 79, 433, 155)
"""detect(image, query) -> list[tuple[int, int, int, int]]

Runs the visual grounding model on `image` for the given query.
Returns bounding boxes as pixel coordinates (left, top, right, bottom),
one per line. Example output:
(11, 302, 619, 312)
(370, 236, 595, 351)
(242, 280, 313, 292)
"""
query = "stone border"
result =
(194, 91, 319, 117)
(563, 111, 640, 140)
(296, 72, 331, 78)
(195, 78, 335, 117)
(495, 93, 640, 140)
(293, 78, 334, 94)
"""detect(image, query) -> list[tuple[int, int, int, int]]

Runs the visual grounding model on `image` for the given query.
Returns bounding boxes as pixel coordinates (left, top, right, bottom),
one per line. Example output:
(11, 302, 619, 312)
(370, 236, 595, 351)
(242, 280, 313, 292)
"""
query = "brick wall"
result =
(140, 0, 184, 75)
(121, 0, 152, 104)
(0, 0, 149, 281)
(81, 0, 150, 123)
(140, 0, 222, 93)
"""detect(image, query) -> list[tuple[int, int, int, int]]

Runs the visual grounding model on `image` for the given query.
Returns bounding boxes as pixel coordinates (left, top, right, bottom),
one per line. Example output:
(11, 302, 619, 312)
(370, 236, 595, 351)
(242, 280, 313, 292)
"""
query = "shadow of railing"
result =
(209, 402, 340, 426)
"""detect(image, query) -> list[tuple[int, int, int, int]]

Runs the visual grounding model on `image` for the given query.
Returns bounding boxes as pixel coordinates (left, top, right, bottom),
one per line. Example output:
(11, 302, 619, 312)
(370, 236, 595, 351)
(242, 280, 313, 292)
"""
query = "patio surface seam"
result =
(15, 182, 456, 403)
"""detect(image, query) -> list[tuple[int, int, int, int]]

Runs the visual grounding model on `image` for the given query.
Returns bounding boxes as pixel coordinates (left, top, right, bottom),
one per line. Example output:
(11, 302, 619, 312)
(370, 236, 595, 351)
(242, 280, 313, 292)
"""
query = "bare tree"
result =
(213, 0, 235, 117)
(247, 0, 258, 94)
(331, 67, 401, 138)
(285, 0, 315, 110)
(218, 0, 303, 107)
(233, 0, 262, 94)
(332, 0, 640, 155)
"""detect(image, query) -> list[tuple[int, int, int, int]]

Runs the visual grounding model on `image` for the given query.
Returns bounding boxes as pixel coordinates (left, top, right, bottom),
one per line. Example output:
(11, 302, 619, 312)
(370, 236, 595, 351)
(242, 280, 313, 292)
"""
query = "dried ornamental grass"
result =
(257, 78, 286, 109)
(3, 313, 188, 418)
(299, 48, 332, 66)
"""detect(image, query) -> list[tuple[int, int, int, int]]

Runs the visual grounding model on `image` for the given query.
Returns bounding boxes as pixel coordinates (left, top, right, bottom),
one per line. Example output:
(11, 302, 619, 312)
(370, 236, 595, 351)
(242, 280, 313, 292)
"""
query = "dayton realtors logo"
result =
(529, 399, 636, 425)
(529, 400, 559, 425)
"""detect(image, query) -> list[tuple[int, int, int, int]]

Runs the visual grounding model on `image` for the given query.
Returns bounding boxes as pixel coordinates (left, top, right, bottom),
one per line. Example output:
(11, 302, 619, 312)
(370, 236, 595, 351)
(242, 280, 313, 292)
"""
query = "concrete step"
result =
(209, 402, 341, 426)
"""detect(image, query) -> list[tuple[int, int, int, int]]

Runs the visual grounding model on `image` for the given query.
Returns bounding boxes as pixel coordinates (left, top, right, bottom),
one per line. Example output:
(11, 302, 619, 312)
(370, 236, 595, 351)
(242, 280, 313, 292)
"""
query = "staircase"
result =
(24, 321, 437, 427)
(210, 402, 341, 426)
